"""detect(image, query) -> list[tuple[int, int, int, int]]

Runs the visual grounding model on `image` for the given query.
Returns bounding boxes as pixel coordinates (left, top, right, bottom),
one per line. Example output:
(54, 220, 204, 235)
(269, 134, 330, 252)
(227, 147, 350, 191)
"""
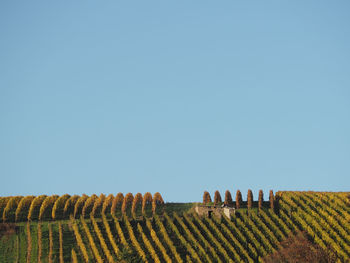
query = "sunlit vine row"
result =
(154, 215, 183, 263)
(183, 213, 222, 262)
(192, 214, 232, 262)
(137, 222, 161, 263)
(102, 214, 120, 257)
(70, 218, 90, 263)
(80, 217, 103, 263)
(90, 216, 115, 263)
(145, 219, 172, 263)
(123, 215, 147, 261)
(164, 213, 201, 263)
(173, 213, 211, 262)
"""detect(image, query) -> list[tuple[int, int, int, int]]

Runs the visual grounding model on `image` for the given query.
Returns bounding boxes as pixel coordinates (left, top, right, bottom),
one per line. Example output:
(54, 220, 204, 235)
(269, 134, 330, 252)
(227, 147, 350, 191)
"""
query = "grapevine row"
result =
(1, 192, 165, 222)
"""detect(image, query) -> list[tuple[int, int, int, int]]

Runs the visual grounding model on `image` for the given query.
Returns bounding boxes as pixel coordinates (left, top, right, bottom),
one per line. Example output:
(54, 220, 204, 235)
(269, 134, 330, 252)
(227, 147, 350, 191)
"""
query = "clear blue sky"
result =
(1, 1, 349, 202)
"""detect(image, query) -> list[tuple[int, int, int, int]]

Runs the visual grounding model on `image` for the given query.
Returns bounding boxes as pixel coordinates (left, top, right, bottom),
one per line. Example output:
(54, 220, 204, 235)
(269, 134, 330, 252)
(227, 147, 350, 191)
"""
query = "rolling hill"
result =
(0, 191, 349, 262)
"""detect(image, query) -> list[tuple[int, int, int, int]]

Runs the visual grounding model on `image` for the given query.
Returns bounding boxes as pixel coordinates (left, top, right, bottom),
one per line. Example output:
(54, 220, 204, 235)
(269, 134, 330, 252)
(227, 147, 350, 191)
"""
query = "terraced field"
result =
(0, 191, 349, 262)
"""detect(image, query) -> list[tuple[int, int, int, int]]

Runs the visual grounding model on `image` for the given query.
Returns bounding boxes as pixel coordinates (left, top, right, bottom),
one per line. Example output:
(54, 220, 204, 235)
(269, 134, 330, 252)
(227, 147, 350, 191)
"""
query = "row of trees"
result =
(203, 190, 275, 210)
(0, 192, 165, 222)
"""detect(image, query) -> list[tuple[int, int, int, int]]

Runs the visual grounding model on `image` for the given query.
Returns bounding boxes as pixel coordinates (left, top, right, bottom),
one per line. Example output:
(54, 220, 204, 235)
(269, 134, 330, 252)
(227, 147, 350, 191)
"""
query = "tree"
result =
(269, 190, 275, 210)
(152, 192, 164, 215)
(258, 190, 264, 211)
(235, 190, 242, 209)
(247, 189, 253, 210)
(224, 190, 234, 207)
(202, 191, 212, 204)
(263, 231, 338, 263)
(214, 191, 222, 205)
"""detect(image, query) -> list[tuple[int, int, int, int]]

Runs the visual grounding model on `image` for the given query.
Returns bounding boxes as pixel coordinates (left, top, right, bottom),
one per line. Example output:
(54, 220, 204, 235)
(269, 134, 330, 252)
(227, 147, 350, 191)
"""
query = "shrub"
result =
(224, 190, 234, 207)
(0, 222, 16, 237)
(52, 194, 70, 220)
(63, 195, 80, 218)
(142, 192, 153, 217)
(28, 195, 47, 221)
(258, 190, 264, 211)
(15, 196, 35, 222)
(247, 189, 253, 210)
(203, 191, 212, 204)
(122, 193, 134, 216)
(214, 190, 222, 205)
(39, 195, 59, 220)
(152, 192, 164, 215)
(3, 196, 23, 222)
(132, 193, 143, 218)
(235, 190, 242, 209)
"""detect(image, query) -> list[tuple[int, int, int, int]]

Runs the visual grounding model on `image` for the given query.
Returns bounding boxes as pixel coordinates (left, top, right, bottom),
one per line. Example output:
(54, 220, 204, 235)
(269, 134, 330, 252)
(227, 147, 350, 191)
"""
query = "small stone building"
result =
(195, 205, 235, 219)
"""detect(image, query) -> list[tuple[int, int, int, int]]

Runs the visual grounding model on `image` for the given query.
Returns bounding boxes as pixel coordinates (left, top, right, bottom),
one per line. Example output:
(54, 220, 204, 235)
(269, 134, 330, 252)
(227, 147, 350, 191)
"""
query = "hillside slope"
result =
(0, 191, 349, 262)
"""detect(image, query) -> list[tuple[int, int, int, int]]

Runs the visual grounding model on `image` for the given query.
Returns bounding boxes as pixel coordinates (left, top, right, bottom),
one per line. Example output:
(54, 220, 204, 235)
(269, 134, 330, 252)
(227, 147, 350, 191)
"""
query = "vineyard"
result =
(0, 191, 349, 262)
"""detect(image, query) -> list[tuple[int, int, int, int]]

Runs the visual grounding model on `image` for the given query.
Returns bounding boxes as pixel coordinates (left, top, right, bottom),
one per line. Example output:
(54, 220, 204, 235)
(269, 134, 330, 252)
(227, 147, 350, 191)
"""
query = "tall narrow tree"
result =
(142, 192, 153, 217)
(269, 190, 275, 210)
(258, 190, 264, 211)
(235, 190, 242, 209)
(224, 190, 234, 207)
(247, 189, 253, 210)
(214, 191, 222, 205)
(202, 191, 212, 204)
(152, 192, 164, 215)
